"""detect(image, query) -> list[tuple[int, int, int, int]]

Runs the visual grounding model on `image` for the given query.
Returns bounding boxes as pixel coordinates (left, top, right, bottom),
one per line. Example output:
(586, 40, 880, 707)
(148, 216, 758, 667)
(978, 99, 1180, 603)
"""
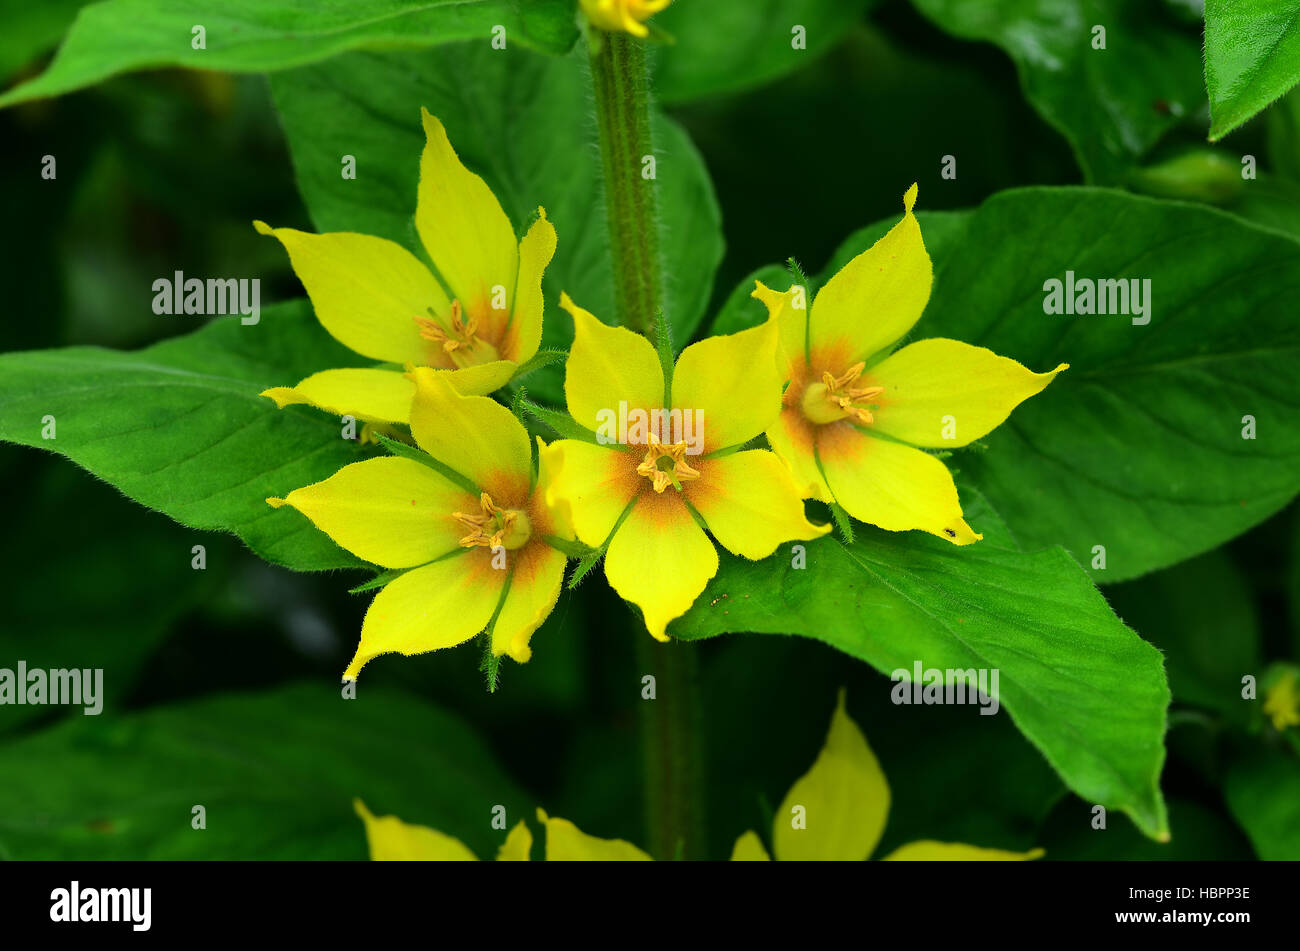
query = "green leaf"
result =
(671, 490, 1172, 840)
(720, 189, 1300, 582)
(0, 0, 578, 108)
(0, 683, 532, 859)
(0, 301, 374, 572)
(0, 460, 226, 731)
(1105, 552, 1261, 725)
(1206, 0, 1300, 140)
(909, 0, 1204, 183)
(653, 0, 876, 104)
(918, 189, 1300, 582)
(1224, 744, 1300, 859)
(269, 43, 724, 401)
(0, 0, 87, 83)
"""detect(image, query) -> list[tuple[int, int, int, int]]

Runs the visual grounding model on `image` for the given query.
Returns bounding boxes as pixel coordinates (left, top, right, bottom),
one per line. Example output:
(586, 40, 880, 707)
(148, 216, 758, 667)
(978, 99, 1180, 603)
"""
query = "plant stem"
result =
(588, 32, 662, 335)
(635, 634, 705, 860)
(590, 30, 703, 858)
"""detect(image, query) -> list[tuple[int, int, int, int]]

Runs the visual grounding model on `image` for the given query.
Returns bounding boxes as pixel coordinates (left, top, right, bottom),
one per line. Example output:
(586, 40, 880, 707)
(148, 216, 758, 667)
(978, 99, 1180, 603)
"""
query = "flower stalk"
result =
(588, 32, 662, 335)
(588, 29, 702, 858)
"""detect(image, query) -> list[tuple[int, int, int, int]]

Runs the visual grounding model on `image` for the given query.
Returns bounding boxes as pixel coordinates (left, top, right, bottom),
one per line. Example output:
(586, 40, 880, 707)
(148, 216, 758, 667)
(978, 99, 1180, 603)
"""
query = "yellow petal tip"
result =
(252, 219, 273, 236)
(904, 183, 918, 213)
(266, 496, 287, 509)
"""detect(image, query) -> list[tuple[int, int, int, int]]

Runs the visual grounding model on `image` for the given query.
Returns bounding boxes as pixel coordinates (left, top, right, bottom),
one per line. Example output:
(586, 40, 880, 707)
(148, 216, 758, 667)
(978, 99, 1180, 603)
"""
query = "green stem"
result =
(635, 634, 705, 860)
(590, 30, 702, 858)
(588, 32, 662, 335)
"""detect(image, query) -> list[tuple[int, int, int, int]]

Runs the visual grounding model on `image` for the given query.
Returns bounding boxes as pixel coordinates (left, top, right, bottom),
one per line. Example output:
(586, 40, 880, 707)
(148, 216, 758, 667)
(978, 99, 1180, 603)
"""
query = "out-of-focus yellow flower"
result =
(1263, 668, 1300, 730)
(581, 0, 671, 37)
(353, 801, 650, 861)
(755, 184, 1066, 545)
(255, 108, 556, 425)
(268, 368, 571, 679)
(730, 690, 1045, 861)
(543, 293, 828, 641)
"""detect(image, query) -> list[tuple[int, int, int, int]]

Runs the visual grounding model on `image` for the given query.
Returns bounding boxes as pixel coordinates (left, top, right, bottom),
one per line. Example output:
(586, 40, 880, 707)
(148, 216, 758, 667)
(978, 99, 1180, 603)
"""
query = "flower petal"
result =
(671, 315, 783, 452)
(605, 490, 718, 642)
(445, 360, 519, 397)
(408, 367, 532, 502)
(817, 423, 981, 545)
(495, 821, 533, 861)
(686, 450, 829, 559)
(253, 221, 444, 365)
(561, 292, 664, 434)
(344, 550, 504, 680)
(503, 209, 557, 365)
(730, 831, 772, 861)
(261, 368, 415, 424)
(536, 809, 653, 861)
(416, 110, 518, 315)
(540, 439, 641, 547)
(490, 541, 567, 663)
(809, 183, 931, 362)
(866, 338, 1067, 448)
(765, 406, 832, 501)
(752, 279, 808, 378)
(354, 799, 478, 861)
(882, 841, 1045, 861)
(266, 457, 473, 569)
(773, 690, 889, 862)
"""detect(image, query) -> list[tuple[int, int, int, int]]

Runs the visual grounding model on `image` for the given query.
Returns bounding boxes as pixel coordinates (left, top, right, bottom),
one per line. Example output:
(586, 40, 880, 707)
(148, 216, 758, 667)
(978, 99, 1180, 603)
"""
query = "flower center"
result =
(635, 432, 701, 493)
(799, 362, 884, 426)
(453, 492, 531, 551)
(414, 299, 501, 368)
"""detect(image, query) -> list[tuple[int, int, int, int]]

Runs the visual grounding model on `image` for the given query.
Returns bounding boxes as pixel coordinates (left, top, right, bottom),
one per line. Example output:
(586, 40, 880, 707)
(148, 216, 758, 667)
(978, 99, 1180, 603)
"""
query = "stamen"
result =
(636, 432, 701, 493)
(803, 362, 884, 426)
(413, 299, 482, 354)
(452, 492, 530, 550)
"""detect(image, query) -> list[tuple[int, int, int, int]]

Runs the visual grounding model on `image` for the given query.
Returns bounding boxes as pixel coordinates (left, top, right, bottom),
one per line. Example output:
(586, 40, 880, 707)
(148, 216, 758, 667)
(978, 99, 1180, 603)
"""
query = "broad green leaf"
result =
(909, 0, 1204, 183)
(1224, 745, 1300, 859)
(671, 491, 1171, 840)
(270, 43, 724, 402)
(0, 460, 227, 732)
(653, 0, 875, 103)
(1106, 553, 1261, 725)
(0, 683, 531, 859)
(1205, 0, 1300, 140)
(718, 189, 1300, 582)
(0, 0, 577, 108)
(0, 0, 87, 82)
(0, 301, 374, 573)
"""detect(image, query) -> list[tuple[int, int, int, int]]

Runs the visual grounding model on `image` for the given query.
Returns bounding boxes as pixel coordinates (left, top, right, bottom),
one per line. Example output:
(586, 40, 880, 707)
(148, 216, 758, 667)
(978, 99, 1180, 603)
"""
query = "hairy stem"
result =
(588, 32, 662, 335)
(590, 30, 703, 858)
(634, 634, 705, 860)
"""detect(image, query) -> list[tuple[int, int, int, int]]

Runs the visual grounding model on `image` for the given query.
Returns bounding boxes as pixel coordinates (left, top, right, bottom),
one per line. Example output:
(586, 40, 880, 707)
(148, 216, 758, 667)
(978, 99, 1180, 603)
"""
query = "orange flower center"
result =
(799, 362, 883, 426)
(635, 432, 701, 493)
(414, 299, 502, 368)
(453, 492, 531, 551)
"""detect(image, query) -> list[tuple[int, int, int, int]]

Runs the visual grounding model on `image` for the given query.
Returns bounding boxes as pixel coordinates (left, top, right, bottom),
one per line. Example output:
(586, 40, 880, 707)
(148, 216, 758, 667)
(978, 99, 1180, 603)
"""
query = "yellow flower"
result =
(353, 800, 651, 861)
(580, 0, 671, 37)
(268, 367, 571, 678)
(1263, 668, 1300, 730)
(542, 293, 829, 641)
(254, 108, 556, 425)
(731, 690, 1045, 861)
(755, 184, 1067, 545)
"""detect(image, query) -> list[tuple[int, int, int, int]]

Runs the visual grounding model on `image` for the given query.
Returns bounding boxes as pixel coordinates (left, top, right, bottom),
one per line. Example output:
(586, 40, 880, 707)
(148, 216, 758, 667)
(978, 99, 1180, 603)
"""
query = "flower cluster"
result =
(258, 115, 1063, 682)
